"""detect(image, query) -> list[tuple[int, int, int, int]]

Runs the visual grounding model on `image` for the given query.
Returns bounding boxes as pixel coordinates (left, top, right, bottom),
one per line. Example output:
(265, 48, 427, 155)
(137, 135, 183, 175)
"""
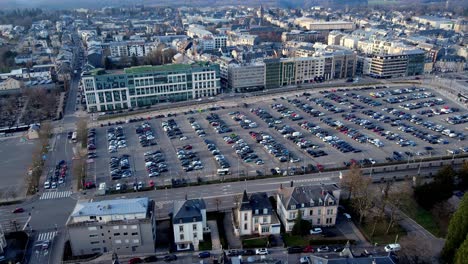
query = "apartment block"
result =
(228, 62, 265, 92)
(277, 184, 341, 232)
(66, 198, 156, 256)
(82, 62, 220, 112)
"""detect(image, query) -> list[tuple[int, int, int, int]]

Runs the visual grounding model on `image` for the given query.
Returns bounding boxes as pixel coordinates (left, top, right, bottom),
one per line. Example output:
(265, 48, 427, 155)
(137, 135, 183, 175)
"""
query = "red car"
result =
(12, 208, 24, 213)
(84, 182, 96, 189)
(303, 245, 314, 253)
(317, 163, 324, 172)
(183, 145, 192, 150)
(148, 180, 155, 188)
(128, 257, 143, 264)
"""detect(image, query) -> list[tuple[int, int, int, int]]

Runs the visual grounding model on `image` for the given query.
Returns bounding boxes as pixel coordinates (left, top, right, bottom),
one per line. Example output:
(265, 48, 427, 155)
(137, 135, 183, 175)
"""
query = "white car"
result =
(384, 243, 401, 252)
(115, 183, 122, 191)
(179, 136, 188, 141)
(310, 227, 323, 234)
(344, 213, 352, 220)
(300, 256, 310, 264)
(255, 248, 269, 255)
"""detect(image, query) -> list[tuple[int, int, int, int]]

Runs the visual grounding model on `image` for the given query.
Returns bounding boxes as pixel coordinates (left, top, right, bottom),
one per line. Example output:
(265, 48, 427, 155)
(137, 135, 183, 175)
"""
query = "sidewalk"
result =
(223, 211, 242, 249)
(207, 220, 222, 250)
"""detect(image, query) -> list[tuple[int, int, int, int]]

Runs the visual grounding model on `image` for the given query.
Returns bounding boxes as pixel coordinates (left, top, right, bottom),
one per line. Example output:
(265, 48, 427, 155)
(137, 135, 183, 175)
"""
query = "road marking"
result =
(40, 191, 73, 200)
(38, 231, 57, 241)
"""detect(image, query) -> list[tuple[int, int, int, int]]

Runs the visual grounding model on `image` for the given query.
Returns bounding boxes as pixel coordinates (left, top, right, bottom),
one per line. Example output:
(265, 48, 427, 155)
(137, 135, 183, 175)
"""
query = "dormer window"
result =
(291, 205, 296, 210)
(263, 208, 268, 214)
(301, 203, 304, 208)
(255, 209, 259, 214)
(328, 200, 334, 205)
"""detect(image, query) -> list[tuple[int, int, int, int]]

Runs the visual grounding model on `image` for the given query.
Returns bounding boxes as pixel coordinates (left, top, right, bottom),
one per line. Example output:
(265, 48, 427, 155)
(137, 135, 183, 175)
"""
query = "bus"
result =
(71, 131, 77, 143)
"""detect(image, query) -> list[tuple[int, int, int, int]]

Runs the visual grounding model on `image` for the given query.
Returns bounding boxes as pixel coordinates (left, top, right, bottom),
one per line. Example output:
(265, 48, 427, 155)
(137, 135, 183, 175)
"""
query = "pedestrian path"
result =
(37, 231, 57, 241)
(40, 191, 73, 200)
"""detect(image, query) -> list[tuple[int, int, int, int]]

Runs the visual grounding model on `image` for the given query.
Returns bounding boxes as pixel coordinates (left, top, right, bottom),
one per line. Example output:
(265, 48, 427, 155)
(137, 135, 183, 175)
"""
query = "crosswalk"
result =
(37, 231, 57, 241)
(40, 191, 73, 200)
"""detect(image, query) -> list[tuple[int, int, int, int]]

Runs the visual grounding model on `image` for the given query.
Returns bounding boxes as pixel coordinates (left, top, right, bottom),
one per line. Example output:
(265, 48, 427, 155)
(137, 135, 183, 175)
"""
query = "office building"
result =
(370, 54, 408, 78)
(228, 62, 265, 92)
(276, 184, 341, 232)
(66, 198, 156, 256)
(82, 62, 220, 112)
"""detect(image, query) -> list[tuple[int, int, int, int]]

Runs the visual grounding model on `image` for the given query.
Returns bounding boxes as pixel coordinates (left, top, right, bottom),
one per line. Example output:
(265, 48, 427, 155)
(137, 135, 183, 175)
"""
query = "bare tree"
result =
(385, 182, 411, 235)
(215, 197, 222, 211)
(76, 117, 88, 149)
(233, 194, 242, 209)
(351, 173, 373, 224)
(340, 163, 363, 200)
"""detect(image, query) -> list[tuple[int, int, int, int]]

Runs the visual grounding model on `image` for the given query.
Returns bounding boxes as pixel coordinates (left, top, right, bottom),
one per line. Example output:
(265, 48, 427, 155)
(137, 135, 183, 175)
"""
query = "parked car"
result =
(384, 243, 401, 252)
(163, 254, 177, 262)
(241, 249, 255, 256)
(310, 227, 322, 234)
(143, 255, 158, 262)
(198, 251, 211, 258)
(12, 208, 24, 213)
(303, 245, 314, 253)
(255, 248, 269, 255)
(300, 256, 310, 264)
(128, 257, 143, 264)
(287, 246, 303, 254)
(317, 246, 330, 253)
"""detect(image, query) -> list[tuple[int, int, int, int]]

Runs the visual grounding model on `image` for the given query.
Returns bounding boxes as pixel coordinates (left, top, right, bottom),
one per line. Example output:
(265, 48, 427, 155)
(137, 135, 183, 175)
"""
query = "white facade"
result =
(173, 221, 204, 251)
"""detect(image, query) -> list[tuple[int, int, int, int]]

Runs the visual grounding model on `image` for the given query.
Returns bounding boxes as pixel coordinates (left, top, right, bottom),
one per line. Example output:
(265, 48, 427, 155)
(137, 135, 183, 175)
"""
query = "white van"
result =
(217, 168, 230, 176)
(384, 243, 401, 252)
(44, 181, 50, 189)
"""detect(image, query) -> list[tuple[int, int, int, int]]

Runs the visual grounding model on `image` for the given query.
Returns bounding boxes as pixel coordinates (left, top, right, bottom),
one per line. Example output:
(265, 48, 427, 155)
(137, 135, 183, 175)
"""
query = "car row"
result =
(107, 126, 126, 153)
(144, 150, 168, 177)
(249, 131, 292, 163)
(188, 117, 206, 138)
(135, 122, 157, 147)
(87, 128, 97, 151)
(110, 154, 132, 180)
(162, 119, 183, 139)
(206, 113, 232, 134)
(228, 134, 263, 164)
(203, 140, 231, 169)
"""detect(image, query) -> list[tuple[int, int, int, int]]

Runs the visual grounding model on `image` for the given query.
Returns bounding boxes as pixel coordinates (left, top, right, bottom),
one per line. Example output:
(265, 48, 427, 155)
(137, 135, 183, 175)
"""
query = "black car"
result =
(287, 246, 303, 254)
(241, 249, 255, 256)
(163, 254, 177, 262)
(143, 255, 158, 262)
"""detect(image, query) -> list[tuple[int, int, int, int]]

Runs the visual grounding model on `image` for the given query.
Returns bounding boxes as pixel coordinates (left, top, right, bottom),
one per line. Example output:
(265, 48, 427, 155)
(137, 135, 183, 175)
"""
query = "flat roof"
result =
(70, 197, 149, 217)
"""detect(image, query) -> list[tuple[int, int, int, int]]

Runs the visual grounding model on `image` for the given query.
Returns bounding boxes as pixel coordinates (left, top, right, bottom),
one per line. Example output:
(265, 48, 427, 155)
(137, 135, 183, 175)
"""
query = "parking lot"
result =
(86, 85, 467, 191)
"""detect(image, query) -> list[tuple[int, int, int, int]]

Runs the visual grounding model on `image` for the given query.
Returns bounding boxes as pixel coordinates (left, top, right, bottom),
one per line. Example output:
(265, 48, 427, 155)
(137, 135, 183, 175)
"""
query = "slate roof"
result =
(309, 254, 397, 264)
(173, 199, 206, 224)
(240, 191, 273, 215)
(278, 184, 339, 210)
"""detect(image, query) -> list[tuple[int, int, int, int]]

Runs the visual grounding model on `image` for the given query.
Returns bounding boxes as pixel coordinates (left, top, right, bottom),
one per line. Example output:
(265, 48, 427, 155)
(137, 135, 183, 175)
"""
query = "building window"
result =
(244, 213, 248, 221)
(115, 240, 122, 244)
(193, 224, 197, 231)
(133, 239, 139, 244)
(179, 226, 183, 232)
(113, 233, 120, 236)
(89, 234, 98, 238)
(317, 218, 321, 225)
(261, 226, 269, 233)
(180, 234, 184, 240)
(131, 225, 137, 229)
(318, 209, 321, 215)
(255, 209, 259, 214)
(254, 217, 259, 224)
(310, 210, 313, 215)
(88, 227, 97, 231)
(290, 205, 296, 210)
(90, 241, 100, 244)
(194, 232, 198, 239)
(113, 226, 119, 230)
(131, 232, 138, 236)
(263, 208, 268, 214)
(244, 223, 248, 230)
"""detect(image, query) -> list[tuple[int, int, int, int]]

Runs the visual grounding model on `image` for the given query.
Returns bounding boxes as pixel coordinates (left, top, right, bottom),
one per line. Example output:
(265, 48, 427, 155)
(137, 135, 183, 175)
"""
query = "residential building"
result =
(66, 198, 156, 256)
(309, 243, 397, 264)
(172, 199, 207, 251)
(82, 62, 220, 112)
(235, 191, 281, 236)
(228, 62, 265, 92)
(0, 77, 24, 91)
(276, 184, 341, 232)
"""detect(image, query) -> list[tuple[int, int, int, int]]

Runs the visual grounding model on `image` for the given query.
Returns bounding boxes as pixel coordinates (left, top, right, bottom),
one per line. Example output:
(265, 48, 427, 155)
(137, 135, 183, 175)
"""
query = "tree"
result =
(76, 117, 88, 149)
(441, 193, 468, 264)
(340, 163, 362, 200)
(351, 174, 373, 224)
(454, 234, 468, 264)
(458, 161, 468, 191)
(291, 210, 311, 236)
(414, 165, 456, 210)
(131, 55, 139, 66)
